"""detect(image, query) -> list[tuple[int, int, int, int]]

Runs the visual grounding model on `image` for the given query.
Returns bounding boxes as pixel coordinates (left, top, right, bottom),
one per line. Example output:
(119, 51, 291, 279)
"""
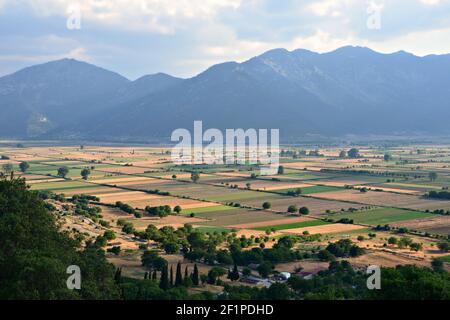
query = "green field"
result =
(273, 185, 343, 195)
(325, 207, 431, 225)
(437, 255, 450, 263)
(253, 219, 330, 231)
(29, 180, 101, 191)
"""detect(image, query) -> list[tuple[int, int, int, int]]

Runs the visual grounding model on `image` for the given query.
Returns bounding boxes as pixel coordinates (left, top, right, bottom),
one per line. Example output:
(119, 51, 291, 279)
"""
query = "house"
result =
(241, 275, 272, 288)
(295, 271, 314, 280)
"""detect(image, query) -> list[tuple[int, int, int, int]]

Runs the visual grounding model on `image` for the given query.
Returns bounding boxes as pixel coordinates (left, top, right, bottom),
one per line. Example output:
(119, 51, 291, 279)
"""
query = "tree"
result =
(277, 166, 285, 175)
(175, 262, 183, 286)
(0, 176, 120, 299)
(19, 161, 30, 173)
(265, 283, 291, 300)
(348, 148, 360, 158)
(108, 246, 121, 255)
(257, 261, 273, 278)
(299, 207, 309, 215)
(170, 265, 174, 287)
(262, 202, 272, 210)
(191, 172, 200, 183)
(57, 166, 69, 178)
(242, 267, 251, 277)
(103, 230, 116, 241)
(384, 154, 392, 161)
(398, 237, 413, 249)
(183, 266, 192, 287)
(429, 172, 438, 182)
(141, 250, 167, 271)
(81, 168, 91, 180)
(207, 267, 226, 284)
(318, 249, 335, 261)
(192, 264, 199, 286)
(1, 163, 13, 175)
(388, 237, 398, 245)
(173, 205, 182, 214)
(409, 242, 423, 252)
(200, 274, 208, 286)
(339, 150, 347, 158)
(437, 242, 450, 252)
(287, 205, 298, 213)
(163, 242, 180, 254)
(146, 205, 172, 218)
(159, 265, 169, 290)
(114, 267, 122, 284)
(431, 258, 444, 272)
(228, 264, 240, 281)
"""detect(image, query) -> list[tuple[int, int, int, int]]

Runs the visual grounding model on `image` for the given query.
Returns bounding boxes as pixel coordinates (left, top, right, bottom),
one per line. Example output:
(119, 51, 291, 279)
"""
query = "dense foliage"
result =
(0, 176, 119, 299)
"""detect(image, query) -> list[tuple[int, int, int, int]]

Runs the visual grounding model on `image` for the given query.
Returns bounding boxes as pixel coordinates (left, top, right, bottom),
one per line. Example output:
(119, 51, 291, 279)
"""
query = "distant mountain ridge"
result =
(1, 46, 450, 141)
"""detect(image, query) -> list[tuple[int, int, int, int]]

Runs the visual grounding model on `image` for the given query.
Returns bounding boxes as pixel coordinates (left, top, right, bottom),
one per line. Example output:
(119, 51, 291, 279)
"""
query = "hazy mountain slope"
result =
(76, 46, 450, 140)
(0, 59, 129, 137)
(2, 46, 450, 141)
(76, 61, 336, 140)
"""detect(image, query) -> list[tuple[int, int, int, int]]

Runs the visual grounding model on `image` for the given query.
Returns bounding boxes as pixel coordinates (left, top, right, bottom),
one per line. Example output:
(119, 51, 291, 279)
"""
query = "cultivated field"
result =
(2, 142, 450, 275)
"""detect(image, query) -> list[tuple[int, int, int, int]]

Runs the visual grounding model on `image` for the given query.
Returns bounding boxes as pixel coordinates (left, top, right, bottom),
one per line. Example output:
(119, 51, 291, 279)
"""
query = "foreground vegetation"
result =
(1, 175, 449, 300)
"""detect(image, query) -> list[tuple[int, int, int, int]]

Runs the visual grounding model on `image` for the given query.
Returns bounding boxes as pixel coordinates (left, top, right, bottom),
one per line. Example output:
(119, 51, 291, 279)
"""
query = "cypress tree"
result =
(114, 267, 122, 284)
(229, 263, 240, 281)
(159, 265, 169, 290)
(170, 265, 174, 287)
(192, 264, 199, 286)
(152, 270, 157, 281)
(175, 262, 183, 286)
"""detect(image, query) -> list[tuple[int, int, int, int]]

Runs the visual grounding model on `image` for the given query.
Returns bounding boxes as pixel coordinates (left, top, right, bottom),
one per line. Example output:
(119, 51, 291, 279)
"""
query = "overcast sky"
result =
(1, 0, 450, 79)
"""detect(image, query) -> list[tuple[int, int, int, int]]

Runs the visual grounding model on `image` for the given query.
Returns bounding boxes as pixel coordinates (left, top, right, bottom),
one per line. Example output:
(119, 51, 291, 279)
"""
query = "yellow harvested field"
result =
(91, 176, 157, 184)
(25, 178, 66, 184)
(62, 187, 119, 196)
(350, 251, 430, 269)
(282, 223, 366, 235)
(95, 166, 150, 174)
(311, 189, 450, 210)
(95, 191, 161, 203)
(127, 198, 215, 210)
(213, 172, 252, 178)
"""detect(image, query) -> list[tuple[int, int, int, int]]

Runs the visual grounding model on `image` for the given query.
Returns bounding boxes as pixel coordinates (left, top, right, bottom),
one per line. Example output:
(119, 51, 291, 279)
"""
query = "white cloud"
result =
(420, 0, 442, 5)
(26, 0, 242, 33)
(2, 0, 450, 78)
(0, 34, 90, 64)
(369, 27, 450, 55)
(307, 0, 356, 17)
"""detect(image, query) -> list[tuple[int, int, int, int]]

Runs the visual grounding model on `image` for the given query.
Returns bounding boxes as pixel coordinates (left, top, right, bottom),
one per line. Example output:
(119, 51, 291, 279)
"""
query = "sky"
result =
(1, 0, 450, 80)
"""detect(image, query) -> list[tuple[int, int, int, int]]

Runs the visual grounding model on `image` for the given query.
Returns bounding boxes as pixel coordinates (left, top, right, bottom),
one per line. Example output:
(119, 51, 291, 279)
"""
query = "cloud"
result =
(0, 34, 91, 75)
(23, 0, 242, 34)
(307, 0, 356, 17)
(1, 0, 450, 78)
(420, 0, 442, 5)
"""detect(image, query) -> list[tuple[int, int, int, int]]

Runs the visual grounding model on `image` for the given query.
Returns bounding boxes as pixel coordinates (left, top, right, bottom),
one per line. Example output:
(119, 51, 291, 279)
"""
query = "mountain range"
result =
(1, 46, 450, 142)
